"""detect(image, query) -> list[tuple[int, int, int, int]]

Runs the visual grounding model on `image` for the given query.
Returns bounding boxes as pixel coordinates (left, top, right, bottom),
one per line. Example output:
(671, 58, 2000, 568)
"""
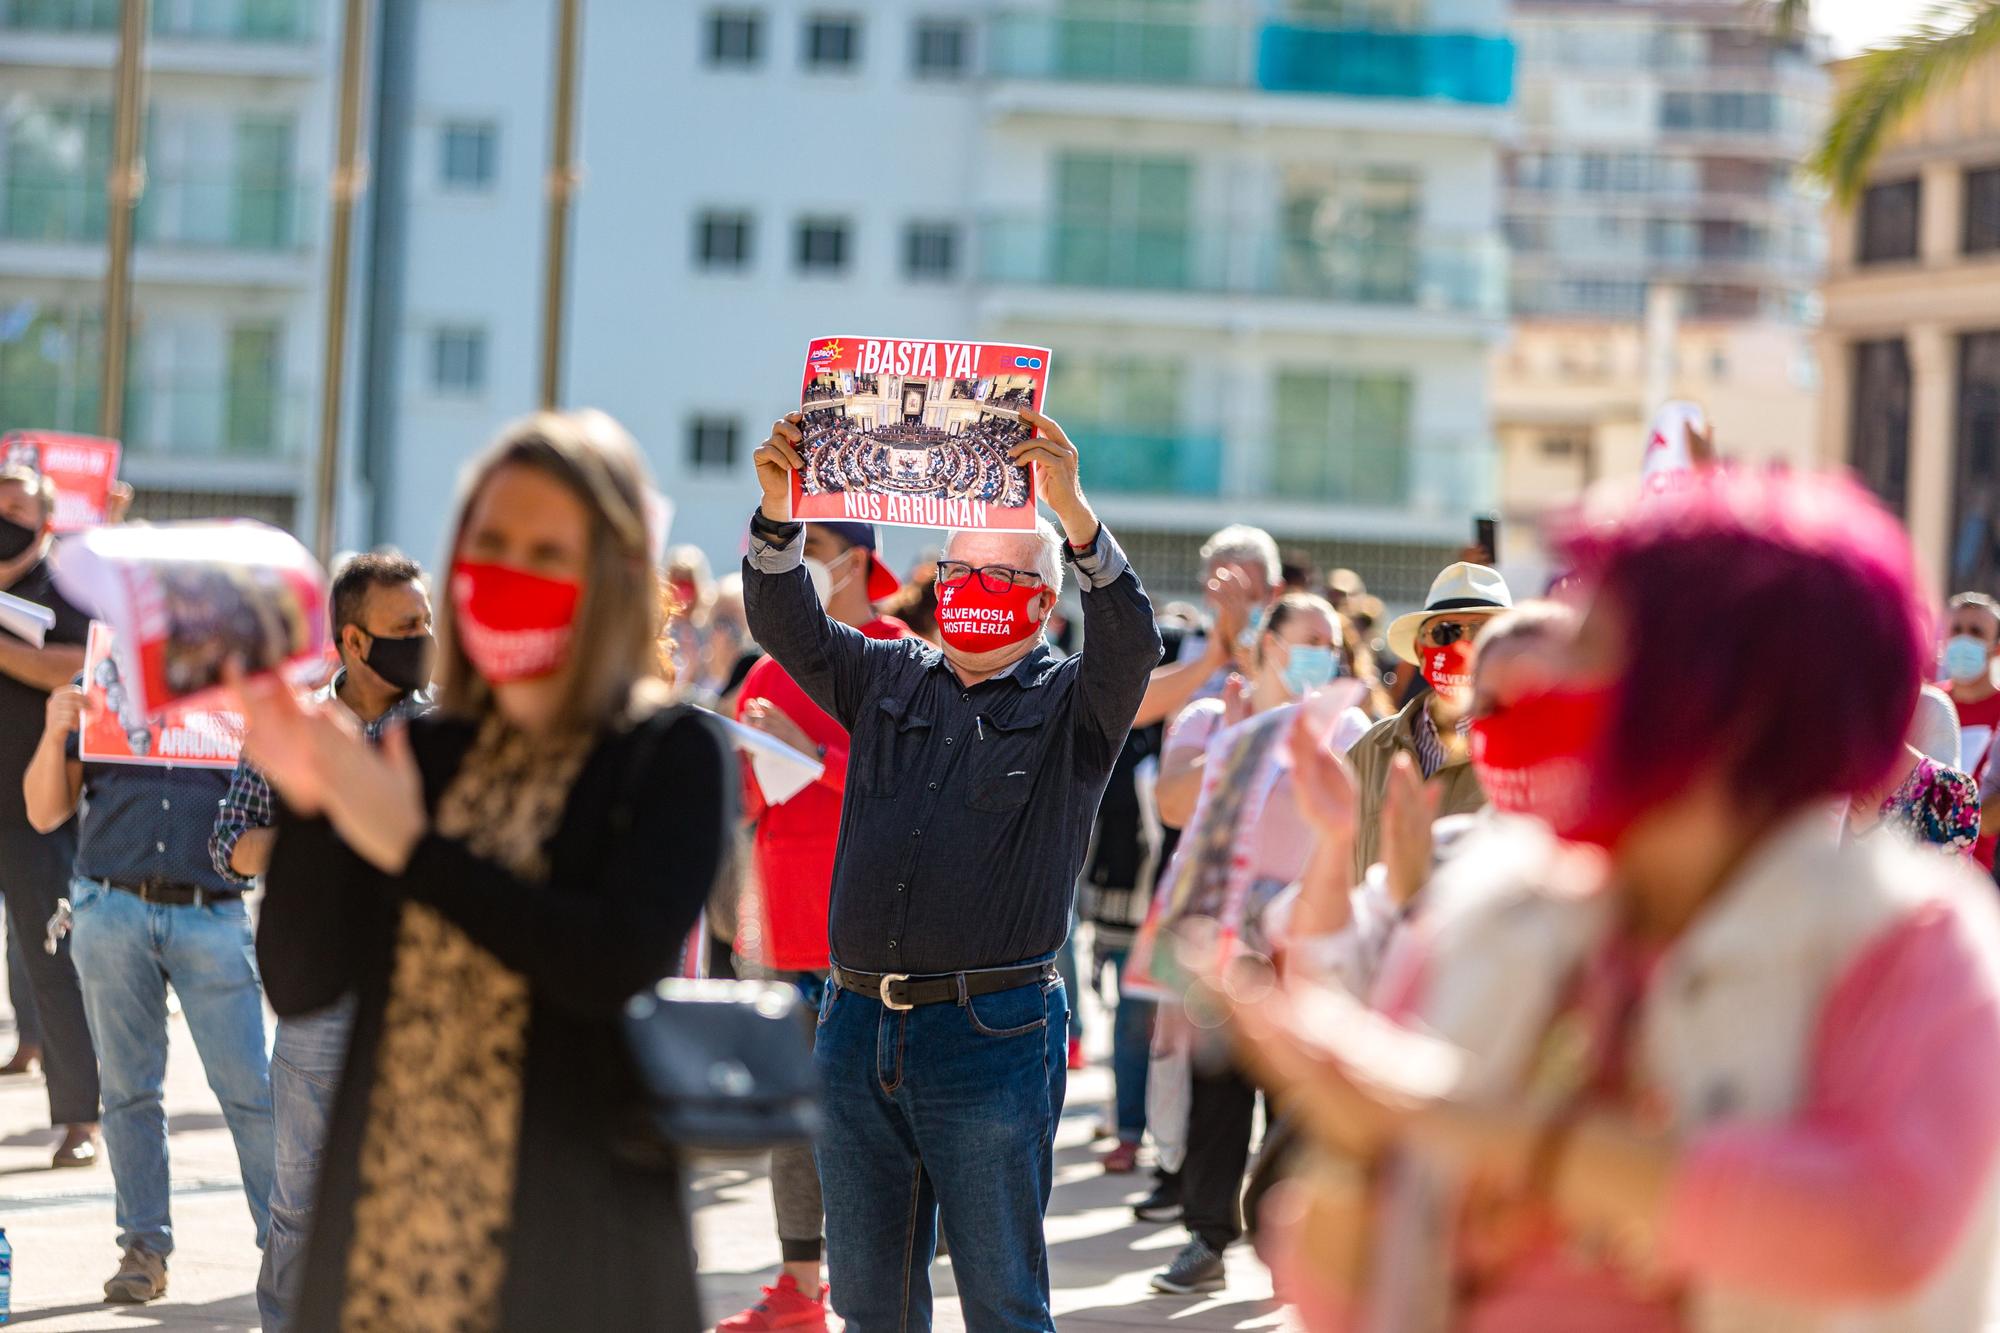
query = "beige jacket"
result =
(1346, 695, 1488, 880)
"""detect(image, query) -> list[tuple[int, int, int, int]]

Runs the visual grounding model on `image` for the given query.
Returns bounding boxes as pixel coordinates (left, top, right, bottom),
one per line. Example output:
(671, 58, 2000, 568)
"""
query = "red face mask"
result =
(1420, 639, 1475, 703)
(936, 575, 1045, 653)
(450, 560, 583, 683)
(1469, 686, 1627, 846)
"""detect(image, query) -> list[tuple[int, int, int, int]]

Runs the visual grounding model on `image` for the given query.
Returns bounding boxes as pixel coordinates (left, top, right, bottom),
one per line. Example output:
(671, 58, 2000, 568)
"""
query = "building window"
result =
(796, 217, 850, 272)
(439, 121, 497, 190)
(903, 222, 957, 278)
(912, 18, 967, 77)
(1850, 338, 1909, 518)
(1956, 332, 2000, 590)
(1857, 179, 1920, 264)
(1272, 370, 1412, 505)
(1539, 432, 1584, 460)
(431, 327, 487, 395)
(707, 10, 762, 66)
(688, 416, 739, 471)
(696, 210, 754, 268)
(1966, 166, 2000, 254)
(804, 15, 860, 69)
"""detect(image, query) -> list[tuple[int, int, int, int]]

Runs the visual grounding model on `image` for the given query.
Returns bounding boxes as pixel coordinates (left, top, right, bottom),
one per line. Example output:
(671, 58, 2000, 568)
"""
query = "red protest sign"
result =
(790, 336, 1049, 532)
(78, 622, 244, 768)
(0, 430, 121, 531)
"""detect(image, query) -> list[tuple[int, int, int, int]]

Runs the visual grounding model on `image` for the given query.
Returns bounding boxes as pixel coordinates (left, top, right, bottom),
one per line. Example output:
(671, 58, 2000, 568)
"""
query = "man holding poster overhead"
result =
(744, 406, 1159, 1332)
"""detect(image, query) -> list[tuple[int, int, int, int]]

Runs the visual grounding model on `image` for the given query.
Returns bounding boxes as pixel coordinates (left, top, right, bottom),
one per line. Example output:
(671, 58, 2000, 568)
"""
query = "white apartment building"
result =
(1492, 0, 1828, 571)
(376, 0, 1514, 602)
(0, 0, 341, 526)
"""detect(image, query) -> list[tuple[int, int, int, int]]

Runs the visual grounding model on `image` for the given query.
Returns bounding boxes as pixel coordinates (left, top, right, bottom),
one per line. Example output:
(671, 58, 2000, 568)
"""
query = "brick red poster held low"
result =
(78, 623, 244, 769)
(790, 336, 1051, 532)
(0, 430, 121, 531)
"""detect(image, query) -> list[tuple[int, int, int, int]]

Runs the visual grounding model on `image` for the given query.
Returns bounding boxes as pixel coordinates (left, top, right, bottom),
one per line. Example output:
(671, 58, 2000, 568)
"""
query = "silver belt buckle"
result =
(878, 973, 913, 1011)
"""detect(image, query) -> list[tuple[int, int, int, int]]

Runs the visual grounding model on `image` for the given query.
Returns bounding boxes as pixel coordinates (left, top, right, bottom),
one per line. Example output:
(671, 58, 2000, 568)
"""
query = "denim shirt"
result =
(743, 512, 1160, 974)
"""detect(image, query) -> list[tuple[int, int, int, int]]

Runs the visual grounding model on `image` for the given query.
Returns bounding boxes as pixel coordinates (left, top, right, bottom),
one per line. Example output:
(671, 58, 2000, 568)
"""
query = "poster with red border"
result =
(77, 622, 244, 768)
(791, 336, 1049, 531)
(0, 430, 121, 531)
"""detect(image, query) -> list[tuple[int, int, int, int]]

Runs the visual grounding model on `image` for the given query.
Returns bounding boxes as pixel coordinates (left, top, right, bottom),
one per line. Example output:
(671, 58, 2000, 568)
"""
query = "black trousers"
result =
(0, 821, 99, 1125)
(1182, 1058, 1260, 1251)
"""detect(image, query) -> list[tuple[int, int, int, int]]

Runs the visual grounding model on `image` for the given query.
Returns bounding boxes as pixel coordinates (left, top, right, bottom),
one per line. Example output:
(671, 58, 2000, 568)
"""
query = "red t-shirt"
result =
(1945, 682, 2000, 869)
(736, 615, 908, 970)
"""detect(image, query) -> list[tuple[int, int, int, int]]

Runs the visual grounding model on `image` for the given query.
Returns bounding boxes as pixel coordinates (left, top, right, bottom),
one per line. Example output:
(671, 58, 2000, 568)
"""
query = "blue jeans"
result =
(67, 878, 274, 1258)
(815, 967, 1068, 1332)
(256, 996, 354, 1331)
(1101, 946, 1154, 1144)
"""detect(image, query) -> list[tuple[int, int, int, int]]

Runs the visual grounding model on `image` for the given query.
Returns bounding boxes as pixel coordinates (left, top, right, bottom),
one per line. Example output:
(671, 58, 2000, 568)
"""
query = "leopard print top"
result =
(339, 714, 592, 1332)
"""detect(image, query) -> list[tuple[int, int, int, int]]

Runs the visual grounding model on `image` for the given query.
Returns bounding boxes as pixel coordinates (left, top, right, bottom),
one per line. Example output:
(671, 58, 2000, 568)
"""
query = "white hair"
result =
(945, 518, 1065, 599)
(1200, 523, 1280, 584)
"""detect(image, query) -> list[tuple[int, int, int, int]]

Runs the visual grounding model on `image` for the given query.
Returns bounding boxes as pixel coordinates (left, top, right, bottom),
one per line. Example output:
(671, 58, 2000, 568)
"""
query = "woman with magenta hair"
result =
(1230, 469, 2000, 1332)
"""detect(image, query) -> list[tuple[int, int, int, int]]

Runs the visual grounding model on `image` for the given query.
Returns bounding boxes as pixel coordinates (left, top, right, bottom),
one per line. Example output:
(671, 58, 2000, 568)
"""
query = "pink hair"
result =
(1557, 469, 1927, 819)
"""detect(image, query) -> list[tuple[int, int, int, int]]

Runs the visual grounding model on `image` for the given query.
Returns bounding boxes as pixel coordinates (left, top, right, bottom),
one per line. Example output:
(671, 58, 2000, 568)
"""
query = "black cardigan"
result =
(258, 704, 734, 1333)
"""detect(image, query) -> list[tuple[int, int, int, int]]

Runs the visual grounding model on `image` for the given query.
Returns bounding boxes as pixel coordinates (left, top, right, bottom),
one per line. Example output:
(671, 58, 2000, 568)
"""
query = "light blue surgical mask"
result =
(1945, 634, 1990, 684)
(1279, 644, 1339, 697)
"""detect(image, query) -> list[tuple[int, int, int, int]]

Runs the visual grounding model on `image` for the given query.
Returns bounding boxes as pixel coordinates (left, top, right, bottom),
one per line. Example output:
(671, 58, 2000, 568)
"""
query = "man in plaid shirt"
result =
(210, 552, 432, 1333)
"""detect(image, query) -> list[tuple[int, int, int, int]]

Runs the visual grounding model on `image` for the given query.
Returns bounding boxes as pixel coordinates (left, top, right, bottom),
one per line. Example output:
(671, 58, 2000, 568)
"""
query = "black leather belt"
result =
(106, 877, 239, 908)
(833, 962, 1055, 1011)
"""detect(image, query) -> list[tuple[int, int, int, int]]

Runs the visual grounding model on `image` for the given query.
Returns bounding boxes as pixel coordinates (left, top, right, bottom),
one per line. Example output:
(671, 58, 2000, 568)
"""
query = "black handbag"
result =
(618, 976, 819, 1162)
(607, 707, 819, 1164)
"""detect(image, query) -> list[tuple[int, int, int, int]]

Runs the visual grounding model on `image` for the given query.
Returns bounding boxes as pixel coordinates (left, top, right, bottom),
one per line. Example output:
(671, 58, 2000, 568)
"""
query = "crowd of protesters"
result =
(3, 398, 2000, 1333)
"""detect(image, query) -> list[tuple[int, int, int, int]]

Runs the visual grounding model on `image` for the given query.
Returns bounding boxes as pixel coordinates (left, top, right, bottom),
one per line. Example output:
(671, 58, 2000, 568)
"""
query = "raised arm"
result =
(742, 413, 899, 728)
(23, 684, 84, 833)
(1013, 411, 1161, 760)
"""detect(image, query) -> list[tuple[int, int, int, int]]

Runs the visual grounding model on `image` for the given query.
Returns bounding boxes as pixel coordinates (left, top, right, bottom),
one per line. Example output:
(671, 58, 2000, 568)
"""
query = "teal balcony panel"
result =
(0, 172, 316, 252)
(1256, 26, 1514, 105)
(1075, 430, 1224, 496)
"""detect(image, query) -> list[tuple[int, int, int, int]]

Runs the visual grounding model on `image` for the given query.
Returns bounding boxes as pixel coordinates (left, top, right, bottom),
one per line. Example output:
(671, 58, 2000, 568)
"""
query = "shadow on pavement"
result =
(3, 1292, 261, 1330)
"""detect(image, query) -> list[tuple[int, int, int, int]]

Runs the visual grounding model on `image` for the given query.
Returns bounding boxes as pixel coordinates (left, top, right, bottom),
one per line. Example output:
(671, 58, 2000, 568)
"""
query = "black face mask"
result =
(360, 631, 435, 695)
(0, 515, 40, 563)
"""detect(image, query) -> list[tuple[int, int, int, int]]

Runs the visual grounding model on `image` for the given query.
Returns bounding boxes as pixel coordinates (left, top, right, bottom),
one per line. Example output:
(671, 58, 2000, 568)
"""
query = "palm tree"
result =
(1778, 1, 2000, 204)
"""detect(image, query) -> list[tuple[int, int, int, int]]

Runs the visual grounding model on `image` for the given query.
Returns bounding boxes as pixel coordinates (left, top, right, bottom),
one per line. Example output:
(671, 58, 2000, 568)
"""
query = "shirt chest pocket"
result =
(860, 696, 933, 799)
(965, 707, 1049, 813)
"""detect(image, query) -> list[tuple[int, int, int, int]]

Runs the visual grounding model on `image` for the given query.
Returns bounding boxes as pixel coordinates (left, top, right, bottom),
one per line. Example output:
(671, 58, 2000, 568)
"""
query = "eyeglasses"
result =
(936, 561, 1044, 594)
(1423, 619, 1480, 648)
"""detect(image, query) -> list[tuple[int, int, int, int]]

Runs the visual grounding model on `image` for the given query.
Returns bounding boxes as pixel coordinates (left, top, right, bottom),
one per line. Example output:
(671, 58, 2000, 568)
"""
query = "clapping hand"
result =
(1288, 705, 1358, 843)
(1380, 752, 1442, 907)
(1206, 567, 1255, 666)
(741, 697, 815, 757)
(231, 664, 427, 874)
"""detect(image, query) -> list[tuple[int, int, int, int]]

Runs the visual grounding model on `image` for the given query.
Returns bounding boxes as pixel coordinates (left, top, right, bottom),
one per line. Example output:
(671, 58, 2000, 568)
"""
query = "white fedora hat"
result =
(1386, 562, 1513, 665)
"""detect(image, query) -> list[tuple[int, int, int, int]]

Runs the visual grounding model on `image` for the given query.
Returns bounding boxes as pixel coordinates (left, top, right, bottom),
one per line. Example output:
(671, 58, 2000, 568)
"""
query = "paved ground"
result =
(0, 958, 1280, 1331)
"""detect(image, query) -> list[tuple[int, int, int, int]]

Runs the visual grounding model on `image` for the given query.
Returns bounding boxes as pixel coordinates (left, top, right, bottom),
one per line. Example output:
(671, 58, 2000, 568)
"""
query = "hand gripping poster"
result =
(791, 336, 1050, 532)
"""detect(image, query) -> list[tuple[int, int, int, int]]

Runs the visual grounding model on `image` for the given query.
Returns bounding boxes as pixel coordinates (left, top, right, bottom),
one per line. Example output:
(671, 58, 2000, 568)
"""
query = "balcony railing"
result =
(987, 10, 1513, 106)
(980, 217, 1507, 317)
(0, 0, 312, 41)
(0, 379, 309, 459)
(1074, 429, 1495, 513)
(1075, 429, 1226, 496)
(0, 172, 316, 252)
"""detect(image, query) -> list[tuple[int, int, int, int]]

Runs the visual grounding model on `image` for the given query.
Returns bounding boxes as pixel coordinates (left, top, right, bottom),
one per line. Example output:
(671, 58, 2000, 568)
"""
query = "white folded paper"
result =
(707, 710, 824, 805)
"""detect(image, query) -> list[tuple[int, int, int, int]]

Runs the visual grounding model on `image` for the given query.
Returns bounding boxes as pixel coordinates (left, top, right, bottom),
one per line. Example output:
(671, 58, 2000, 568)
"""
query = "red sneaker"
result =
(718, 1274, 830, 1331)
(1067, 1035, 1085, 1070)
(1101, 1140, 1140, 1174)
